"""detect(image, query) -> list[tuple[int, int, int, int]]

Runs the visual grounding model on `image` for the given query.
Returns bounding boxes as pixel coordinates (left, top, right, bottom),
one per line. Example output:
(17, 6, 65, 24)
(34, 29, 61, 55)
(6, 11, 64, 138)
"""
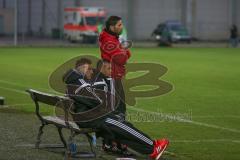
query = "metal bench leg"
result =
(35, 123, 45, 148)
(57, 127, 67, 148)
(86, 133, 96, 157)
(65, 130, 75, 157)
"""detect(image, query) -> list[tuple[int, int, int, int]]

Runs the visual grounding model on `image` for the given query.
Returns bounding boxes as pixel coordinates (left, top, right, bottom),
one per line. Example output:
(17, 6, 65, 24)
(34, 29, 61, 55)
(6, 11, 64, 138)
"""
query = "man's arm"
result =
(99, 37, 131, 64)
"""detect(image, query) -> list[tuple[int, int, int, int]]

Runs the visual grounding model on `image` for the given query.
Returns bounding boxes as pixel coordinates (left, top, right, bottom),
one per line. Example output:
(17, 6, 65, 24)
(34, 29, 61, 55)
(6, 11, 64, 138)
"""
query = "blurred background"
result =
(1, 1, 240, 159)
(0, 0, 239, 46)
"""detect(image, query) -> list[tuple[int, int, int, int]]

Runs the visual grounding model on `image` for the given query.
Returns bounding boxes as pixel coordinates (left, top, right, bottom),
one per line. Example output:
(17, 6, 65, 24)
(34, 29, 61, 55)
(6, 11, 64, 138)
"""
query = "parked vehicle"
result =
(64, 7, 106, 43)
(152, 20, 191, 45)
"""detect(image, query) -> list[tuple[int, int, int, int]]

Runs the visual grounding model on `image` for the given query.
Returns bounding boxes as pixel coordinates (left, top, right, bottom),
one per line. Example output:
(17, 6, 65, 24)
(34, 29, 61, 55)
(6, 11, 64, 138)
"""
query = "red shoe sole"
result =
(155, 143, 168, 160)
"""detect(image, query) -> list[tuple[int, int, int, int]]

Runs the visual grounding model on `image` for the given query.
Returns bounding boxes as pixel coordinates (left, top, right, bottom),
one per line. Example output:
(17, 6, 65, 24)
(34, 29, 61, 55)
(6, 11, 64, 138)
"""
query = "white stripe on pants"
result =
(105, 118, 153, 146)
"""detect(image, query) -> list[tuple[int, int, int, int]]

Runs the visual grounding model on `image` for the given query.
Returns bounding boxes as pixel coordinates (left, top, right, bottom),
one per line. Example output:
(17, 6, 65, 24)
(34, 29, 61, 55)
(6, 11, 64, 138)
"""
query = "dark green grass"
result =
(0, 47, 240, 160)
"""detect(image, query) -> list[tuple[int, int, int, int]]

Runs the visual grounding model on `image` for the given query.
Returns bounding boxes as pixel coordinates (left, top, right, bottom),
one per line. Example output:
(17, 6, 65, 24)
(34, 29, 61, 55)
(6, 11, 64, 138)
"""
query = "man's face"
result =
(111, 20, 123, 35)
(101, 62, 111, 77)
(77, 64, 93, 80)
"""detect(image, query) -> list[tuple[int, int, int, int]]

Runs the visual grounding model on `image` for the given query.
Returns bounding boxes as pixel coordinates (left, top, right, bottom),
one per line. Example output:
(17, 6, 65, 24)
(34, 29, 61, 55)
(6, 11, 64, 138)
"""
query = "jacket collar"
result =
(104, 28, 119, 38)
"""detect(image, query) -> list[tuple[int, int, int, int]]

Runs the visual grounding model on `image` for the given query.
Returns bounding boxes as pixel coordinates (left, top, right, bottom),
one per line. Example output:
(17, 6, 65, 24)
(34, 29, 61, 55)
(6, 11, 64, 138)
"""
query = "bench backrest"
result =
(26, 89, 73, 125)
(26, 89, 67, 105)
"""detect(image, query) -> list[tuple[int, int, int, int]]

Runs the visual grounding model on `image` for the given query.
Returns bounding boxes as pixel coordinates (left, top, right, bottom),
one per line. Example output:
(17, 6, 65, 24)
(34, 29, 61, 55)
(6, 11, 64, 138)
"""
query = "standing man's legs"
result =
(113, 79, 126, 119)
(234, 38, 239, 47)
(230, 38, 238, 47)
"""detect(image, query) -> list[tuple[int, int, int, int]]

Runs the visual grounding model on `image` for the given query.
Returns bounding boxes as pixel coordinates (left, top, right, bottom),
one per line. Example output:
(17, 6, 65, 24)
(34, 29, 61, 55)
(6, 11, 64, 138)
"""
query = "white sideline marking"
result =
(0, 105, 8, 108)
(0, 86, 28, 95)
(0, 79, 30, 88)
(0, 79, 60, 95)
(193, 115, 240, 119)
(172, 139, 240, 143)
(16, 139, 240, 147)
(0, 103, 35, 111)
(128, 106, 240, 134)
(0, 79, 56, 92)
(16, 142, 97, 148)
(5, 103, 32, 107)
(1, 81, 240, 134)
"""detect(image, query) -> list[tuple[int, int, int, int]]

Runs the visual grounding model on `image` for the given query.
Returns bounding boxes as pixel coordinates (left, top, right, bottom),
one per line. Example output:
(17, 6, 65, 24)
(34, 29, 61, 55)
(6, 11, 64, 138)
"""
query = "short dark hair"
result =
(105, 16, 122, 30)
(96, 59, 110, 71)
(75, 58, 92, 68)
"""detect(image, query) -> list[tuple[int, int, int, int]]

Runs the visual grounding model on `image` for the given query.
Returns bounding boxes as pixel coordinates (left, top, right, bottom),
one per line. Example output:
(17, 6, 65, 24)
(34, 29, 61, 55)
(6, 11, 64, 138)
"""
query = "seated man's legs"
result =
(101, 115, 154, 154)
(77, 115, 153, 154)
(77, 114, 169, 159)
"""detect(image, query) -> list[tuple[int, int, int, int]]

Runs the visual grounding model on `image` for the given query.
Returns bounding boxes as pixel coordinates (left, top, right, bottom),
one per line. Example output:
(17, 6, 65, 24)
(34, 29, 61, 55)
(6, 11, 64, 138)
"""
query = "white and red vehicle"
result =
(64, 7, 106, 43)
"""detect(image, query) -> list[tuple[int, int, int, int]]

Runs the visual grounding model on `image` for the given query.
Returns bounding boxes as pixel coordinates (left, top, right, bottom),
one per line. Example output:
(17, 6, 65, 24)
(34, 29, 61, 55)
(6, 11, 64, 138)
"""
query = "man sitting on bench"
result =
(63, 58, 169, 160)
(92, 59, 134, 156)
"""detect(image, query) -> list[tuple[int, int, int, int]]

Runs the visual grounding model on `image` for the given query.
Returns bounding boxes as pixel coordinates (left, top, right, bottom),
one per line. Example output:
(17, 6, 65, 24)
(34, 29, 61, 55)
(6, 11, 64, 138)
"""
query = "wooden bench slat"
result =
(43, 116, 79, 129)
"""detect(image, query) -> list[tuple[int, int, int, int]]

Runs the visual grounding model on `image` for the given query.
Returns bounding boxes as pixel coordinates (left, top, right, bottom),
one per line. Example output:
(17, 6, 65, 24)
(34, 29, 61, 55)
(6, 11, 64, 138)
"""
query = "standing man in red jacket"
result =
(99, 16, 131, 119)
(98, 16, 169, 159)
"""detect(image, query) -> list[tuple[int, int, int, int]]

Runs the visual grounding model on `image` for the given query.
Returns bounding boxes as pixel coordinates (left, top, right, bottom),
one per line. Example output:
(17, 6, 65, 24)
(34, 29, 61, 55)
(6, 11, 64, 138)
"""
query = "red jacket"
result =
(99, 29, 131, 79)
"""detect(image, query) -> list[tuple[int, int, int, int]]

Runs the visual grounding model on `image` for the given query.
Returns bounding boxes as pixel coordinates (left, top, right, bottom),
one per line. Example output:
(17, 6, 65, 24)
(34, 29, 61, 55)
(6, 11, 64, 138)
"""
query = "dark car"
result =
(152, 20, 191, 45)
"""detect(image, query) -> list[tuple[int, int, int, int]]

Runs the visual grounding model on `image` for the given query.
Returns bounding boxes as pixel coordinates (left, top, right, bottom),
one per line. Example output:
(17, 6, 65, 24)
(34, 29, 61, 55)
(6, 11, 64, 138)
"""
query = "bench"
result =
(26, 89, 97, 159)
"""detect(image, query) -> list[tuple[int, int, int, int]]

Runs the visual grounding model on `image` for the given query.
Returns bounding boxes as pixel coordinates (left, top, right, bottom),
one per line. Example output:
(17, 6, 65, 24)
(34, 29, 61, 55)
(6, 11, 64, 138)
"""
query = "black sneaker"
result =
(102, 143, 122, 155)
(119, 144, 135, 157)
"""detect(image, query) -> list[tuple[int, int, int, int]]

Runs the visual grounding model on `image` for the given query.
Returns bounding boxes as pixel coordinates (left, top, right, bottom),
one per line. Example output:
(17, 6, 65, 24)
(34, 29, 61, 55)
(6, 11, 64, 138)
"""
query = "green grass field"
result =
(0, 47, 240, 160)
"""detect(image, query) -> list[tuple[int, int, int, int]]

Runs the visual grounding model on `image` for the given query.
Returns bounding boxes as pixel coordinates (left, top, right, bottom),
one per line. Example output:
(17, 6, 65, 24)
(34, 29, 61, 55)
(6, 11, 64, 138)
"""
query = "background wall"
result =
(0, 0, 239, 40)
